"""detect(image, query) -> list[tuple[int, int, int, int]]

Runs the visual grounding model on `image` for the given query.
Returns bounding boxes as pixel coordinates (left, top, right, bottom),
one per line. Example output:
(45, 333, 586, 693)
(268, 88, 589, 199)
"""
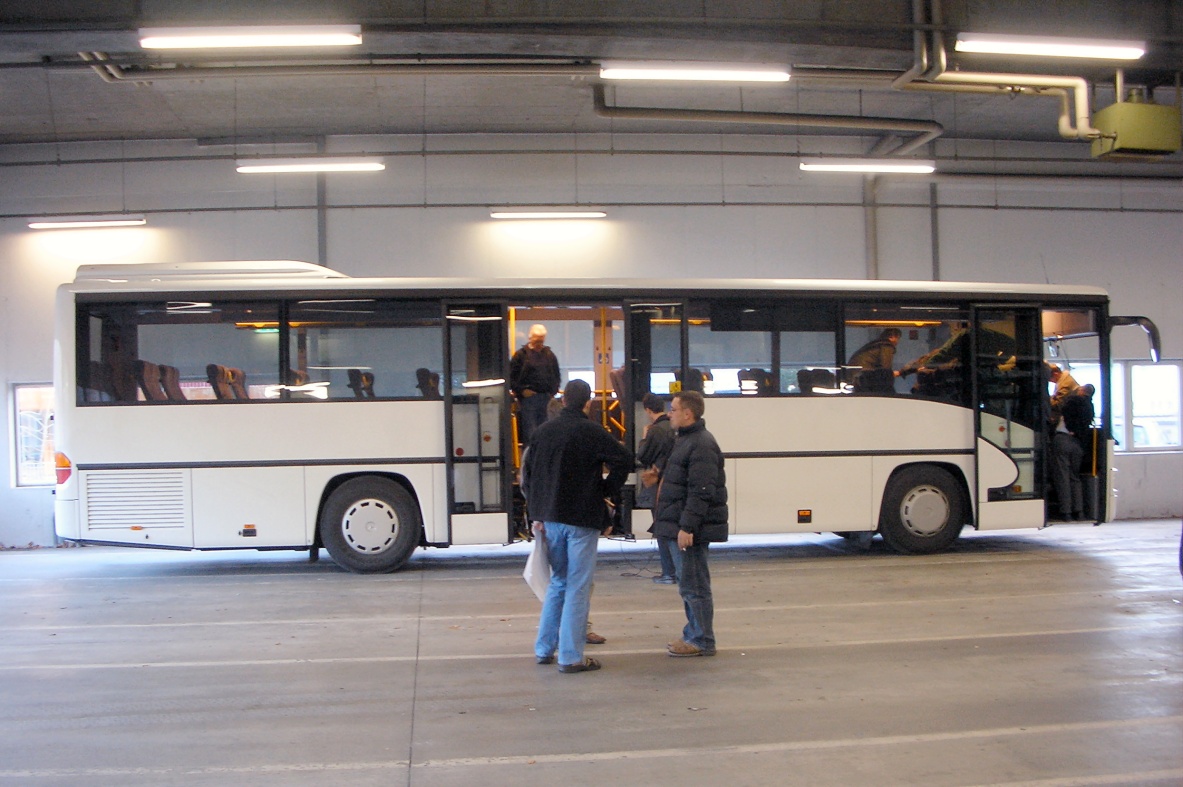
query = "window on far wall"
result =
(13, 384, 55, 487)
(1066, 361, 1181, 452)
(1130, 362, 1182, 449)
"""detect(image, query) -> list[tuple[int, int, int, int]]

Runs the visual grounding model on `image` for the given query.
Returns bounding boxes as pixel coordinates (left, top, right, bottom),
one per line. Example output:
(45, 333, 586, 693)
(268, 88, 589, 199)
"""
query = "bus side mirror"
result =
(1109, 316, 1161, 363)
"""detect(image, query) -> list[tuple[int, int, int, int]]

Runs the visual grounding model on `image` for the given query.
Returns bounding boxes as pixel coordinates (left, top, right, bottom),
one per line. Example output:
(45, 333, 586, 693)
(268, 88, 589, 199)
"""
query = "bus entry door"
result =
(444, 304, 513, 545)
(972, 305, 1046, 528)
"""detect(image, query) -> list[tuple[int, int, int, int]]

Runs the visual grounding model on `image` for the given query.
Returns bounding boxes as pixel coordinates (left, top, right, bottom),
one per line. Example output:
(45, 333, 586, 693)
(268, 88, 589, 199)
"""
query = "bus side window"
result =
(690, 301, 773, 396)
(777, 301, 838, 394)
(288, 298, 442, 400)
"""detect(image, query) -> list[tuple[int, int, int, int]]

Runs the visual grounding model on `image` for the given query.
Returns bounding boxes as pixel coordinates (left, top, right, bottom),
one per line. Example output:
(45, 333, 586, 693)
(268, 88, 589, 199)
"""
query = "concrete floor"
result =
(1, 521, 1181, 786)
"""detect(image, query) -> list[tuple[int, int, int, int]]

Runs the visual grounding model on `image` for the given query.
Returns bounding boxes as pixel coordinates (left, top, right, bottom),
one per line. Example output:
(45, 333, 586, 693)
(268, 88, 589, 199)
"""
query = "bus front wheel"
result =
(319, 478, 421, 573)
(879, 466, 966, 555)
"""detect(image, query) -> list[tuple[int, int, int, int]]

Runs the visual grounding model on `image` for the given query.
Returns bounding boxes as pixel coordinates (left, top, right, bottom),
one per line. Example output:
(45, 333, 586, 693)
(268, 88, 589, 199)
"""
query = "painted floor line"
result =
(4, 586, 1178, 633)
(410, 715, 1183, 770)
(2, 717, 1178, 780)
(969, 769, 1183, 787)
(1, 620, 1178, 671)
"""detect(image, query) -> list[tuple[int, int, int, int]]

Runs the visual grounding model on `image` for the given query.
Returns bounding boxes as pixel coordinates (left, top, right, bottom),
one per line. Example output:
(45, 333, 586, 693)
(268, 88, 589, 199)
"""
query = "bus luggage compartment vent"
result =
(84, 470, 188, 530)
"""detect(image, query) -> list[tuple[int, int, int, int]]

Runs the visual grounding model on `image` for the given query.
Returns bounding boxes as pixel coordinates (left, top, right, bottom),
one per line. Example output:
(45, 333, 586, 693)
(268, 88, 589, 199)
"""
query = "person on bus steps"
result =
(652, 390, 729, 658)
(509, 323, 561, 445)
(522, 379, 632, 673)
(1047, 364, 1080, 410)
(847, 327, 901, 393)
(635, 393, 678, 583)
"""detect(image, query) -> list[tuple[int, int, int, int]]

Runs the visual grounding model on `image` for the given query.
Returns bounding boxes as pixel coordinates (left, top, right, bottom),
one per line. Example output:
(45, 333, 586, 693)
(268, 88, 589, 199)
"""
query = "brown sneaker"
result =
(666, 639, 703, 657)
(585, 631, 607, 645)
(557, 657, 602, 674)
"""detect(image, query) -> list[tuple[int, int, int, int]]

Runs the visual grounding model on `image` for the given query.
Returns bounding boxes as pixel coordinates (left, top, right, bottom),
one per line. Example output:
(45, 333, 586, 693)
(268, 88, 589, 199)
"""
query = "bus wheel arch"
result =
(317, 474, 424, 574)
(878, 463, 969, 555)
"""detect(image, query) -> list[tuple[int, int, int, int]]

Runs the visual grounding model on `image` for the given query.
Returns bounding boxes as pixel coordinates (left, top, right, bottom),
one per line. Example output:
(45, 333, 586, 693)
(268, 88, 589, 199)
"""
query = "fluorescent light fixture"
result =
(236, 157, 385, 174)
(490, 209, 607, 220)
(954, 33, 1145, 60)
(140, 25, 363, 50)
(800, 159, 936, 174)
(28, 214, 147, 230)
(599, 61, 790, 82)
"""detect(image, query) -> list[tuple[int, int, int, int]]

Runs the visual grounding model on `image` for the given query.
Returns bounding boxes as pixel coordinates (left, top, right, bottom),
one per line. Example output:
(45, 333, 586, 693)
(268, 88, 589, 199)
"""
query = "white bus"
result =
(53, 261, 1160, 572)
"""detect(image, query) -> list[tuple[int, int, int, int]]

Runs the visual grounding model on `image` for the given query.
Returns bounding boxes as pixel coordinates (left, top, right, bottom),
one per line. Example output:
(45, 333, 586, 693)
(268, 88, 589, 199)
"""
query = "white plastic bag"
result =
(523, 534, 550, 602)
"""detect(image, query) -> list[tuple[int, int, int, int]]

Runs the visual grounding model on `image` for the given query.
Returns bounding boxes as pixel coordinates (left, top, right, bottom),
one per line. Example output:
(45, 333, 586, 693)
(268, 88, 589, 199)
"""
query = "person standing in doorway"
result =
(635, 393, 677, 583)
(652, 390, 729, 657)
(510, 324, 561, 445)
(522, 379, 632, 673)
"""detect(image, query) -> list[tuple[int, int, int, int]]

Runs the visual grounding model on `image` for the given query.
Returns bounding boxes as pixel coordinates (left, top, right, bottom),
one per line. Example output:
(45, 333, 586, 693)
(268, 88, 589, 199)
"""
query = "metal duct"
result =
(592, 85, 942, 157)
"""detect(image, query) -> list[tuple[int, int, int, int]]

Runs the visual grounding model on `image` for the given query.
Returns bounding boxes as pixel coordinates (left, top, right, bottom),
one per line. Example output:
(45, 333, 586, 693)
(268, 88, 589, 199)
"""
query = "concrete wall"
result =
(2, 134, 1180, 545)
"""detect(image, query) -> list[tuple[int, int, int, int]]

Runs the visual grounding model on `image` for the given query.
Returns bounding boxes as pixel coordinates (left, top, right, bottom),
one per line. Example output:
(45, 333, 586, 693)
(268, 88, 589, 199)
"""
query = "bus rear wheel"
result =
(879, 466, 965, 555)
(319, 477, 421, 573)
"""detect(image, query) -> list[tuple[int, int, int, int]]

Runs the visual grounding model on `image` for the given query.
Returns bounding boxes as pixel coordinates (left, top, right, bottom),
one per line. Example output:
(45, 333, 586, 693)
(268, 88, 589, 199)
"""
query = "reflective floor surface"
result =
(2, 520, 1181, 786)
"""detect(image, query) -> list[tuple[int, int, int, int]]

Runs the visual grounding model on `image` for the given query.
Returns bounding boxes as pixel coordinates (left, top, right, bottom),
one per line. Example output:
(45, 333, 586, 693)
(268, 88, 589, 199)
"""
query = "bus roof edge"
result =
(74, 261, 347, 282)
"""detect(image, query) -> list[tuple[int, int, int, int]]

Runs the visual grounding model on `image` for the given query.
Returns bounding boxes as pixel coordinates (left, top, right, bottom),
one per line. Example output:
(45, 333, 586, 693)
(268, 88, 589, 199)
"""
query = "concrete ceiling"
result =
(2, 1, 1181, 178)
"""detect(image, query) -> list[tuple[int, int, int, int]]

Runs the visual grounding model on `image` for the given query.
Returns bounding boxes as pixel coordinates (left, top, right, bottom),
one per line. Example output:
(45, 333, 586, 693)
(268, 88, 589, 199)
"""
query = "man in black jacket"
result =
(652, 390, 728, 657)
(522, 379, 632, 673)
(509, 324, 561, 444)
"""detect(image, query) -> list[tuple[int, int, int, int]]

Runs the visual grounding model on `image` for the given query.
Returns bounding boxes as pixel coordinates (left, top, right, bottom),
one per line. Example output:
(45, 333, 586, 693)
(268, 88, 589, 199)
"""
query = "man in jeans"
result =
(651, 390, 729, 657)
(522, 379, 632, 673)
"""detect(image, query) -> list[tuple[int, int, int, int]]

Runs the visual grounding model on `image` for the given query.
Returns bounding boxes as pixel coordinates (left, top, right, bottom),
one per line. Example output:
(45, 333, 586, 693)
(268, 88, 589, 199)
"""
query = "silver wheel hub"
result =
(340, 498, 399, 554)
(898, 485, 950, 537)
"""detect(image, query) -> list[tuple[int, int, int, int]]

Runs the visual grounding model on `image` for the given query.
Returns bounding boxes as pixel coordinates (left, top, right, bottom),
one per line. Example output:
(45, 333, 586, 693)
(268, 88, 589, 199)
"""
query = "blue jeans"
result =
(655, 535, 678, 580)
(672, 542, 715, 653)
(535, 522, 600, 666)
(518, 392, 550, 444)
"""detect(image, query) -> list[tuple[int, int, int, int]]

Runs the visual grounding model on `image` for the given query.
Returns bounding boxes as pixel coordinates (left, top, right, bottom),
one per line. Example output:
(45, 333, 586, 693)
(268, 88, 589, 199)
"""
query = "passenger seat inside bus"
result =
(133, 360, 168, 401)
(348, 368, 376, 398)
(675, 367, 709, 393)
(797, 368, 837, 394)
(84, 361, 116, 402)
(158, 364, 186, 401)
(738, 368, 775, 396)
(415, 368, 441, 399)
(109, 360, 140, 402)
(206, 364, 249, 400)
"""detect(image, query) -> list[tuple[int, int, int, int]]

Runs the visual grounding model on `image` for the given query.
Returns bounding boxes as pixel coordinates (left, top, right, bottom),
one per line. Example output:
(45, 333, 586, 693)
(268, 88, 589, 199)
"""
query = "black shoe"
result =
(536, 654, 554, 665)
(557, 657, 601, 673)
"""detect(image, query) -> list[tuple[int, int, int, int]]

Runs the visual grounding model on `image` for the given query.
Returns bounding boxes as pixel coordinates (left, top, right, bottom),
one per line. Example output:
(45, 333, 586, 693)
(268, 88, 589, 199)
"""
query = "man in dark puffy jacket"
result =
(522, 379, 632, 673)
(652, 390, 728, 657)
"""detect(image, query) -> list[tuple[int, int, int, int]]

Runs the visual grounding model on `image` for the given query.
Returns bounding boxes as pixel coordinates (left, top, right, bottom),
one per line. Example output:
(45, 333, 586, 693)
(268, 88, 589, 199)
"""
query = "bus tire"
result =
(878, 466, 965, 555)
(319, 477, 421, 573)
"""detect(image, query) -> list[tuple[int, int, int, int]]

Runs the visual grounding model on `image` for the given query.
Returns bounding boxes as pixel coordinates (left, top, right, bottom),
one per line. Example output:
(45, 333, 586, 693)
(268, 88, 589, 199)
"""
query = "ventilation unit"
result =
(1091, 94, 1182, 157)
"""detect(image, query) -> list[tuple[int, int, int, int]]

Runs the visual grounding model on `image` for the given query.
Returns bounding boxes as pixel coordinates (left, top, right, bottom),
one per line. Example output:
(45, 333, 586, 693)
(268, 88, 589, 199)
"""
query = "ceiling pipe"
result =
(81, 49, 942, 156)
(893, 0, 1108, 141)
(79, 51, 600, 80)
(592, 84, 941, 157)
